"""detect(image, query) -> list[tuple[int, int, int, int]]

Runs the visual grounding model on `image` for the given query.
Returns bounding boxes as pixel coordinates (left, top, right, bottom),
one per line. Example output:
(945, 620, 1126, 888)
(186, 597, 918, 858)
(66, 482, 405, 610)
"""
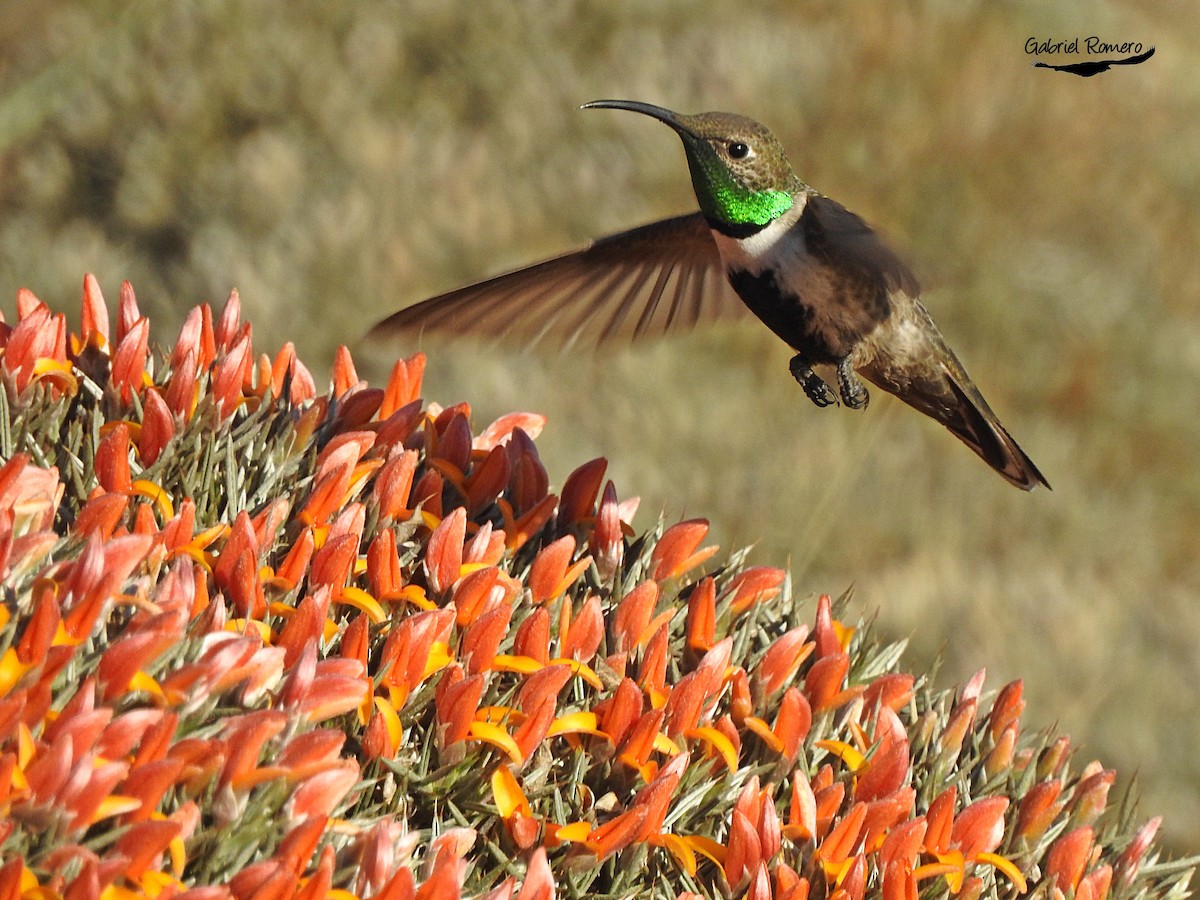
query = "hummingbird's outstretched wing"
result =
(856, 301, 1050, 490)
(370, 212, 747, 349)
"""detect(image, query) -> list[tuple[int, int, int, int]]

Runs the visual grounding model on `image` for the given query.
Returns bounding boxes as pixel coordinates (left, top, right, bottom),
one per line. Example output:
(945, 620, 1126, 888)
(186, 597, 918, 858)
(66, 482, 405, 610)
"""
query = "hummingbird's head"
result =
(583, 100, 805, 229)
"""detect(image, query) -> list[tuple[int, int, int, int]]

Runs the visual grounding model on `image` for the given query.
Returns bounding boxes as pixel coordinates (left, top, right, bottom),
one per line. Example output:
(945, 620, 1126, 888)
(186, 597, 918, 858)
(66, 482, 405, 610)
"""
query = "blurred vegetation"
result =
(2, 0, 1198, 857)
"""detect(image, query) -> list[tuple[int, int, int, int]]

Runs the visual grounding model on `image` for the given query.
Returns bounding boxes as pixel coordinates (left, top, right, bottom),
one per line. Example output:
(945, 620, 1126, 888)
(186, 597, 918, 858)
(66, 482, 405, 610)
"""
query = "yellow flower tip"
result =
(815, 739, 867, 772)
(976, 852, 1029, 893)
(467, 720, 523, 765)
(127, 669, 167, 702)
(686, 725, 739, 772)
(652, 731, 681, 757)
(547, 657, 604, 690)
(553, 821, 594, 844)
(131, 479, 175, 520)
(0, 648, 35, 698)
(373, 696, 403, 750)
(547, 711, 603, 738)
(90, 794, 144, 824)
(491, 766, 532, 818)
(337, 586, 388, 624)
(492, 654, 545, 675)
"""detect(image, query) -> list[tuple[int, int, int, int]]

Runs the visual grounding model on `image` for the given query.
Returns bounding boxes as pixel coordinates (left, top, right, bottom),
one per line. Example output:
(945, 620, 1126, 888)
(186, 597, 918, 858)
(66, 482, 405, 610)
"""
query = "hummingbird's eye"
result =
(727, 141, 752, 160)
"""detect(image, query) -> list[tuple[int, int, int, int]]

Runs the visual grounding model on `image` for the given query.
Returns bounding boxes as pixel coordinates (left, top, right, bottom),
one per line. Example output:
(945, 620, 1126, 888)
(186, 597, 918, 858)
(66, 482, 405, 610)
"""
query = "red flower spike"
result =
(276, 527, 315, 590)
(725, 807, 762, 888)
(631, 751, 688, 840)
(138, 388, 176, 467)
(295, 846, 335, 900)
(745, 863, 772, 900)
(1071, 768, 1115, 824)
(854, 706, 910, 802)
(597, 677, 642, 747)
(516, 664, 572, 713)
(276, 597, 326, 668)
(164, 347, 198, 419)
(773, 687, 811, 763)
(463, 445, 511, 513)
(378, 353, 425, 417)
(94, 422, 134, 493)
(585, 805, 650, 860)
(476, 412, 546, 451)
(527, 535, 581, 605)
(72, 491, 129, 542)
(725, 566, 787, 614)
(638, 623, 669, 699)
(729, 672, 748, 724)
(513, 695, 556, 762)
(1116, 817, 1161, 886)
(513, 607, 550, 664)
(214, 288, 241, 351)
(462, 603, 513, 675)
(939, 697, 977, 758)
(451, 566, 502, 627)
(288, 761, 360, 822)
(515, 847, 555, 900)
(613, 581, 659, 653)
(119, 756, 186, 822)
(129, 711, 179, 768)
(952, 797, 1009, 858)
(211, 331, 252, 419)
(591, 480, 624, 579)
(839, 855, 867, 900)
(987, 679, 1025, 740)
(786, 771, 818, 843)
(924, 786, 957, 855)
(805, 653, 853, 712)
(80, 273, 110, 346)
(17, 581, 62, 666)
(984, 721, 1018, 778)
(310, 532, 358, 590)
(1016, 780, 1064, 841)
(818, 802, 867, 871)
(559, 457, 607, 524)
(505, 429, 549, 514)
(685, 577, 716, 651)
(758, 624, 813, 697)
(505, 493, 557, 552)
(1038, 735, 1071, 779)
(880, 817, 927, 866)
(113, 818, 182, 880)
(116, 280, 141, 342)
(863, 673, 915, 714)
(1077, 866, 1112, 900)
(333, 345, 360, 398)
(651, 519, 718, 582)
(276, 729, 346, 776)
(862, 788, 916, 852)
(812, 594, 841, 658)
(561, 594, 603, 662)
(465, 519, 506, 566)
(97, 611, 184, 701)
(776, 868, 810, 900)
(426, 507, 466, 595)
(218, 710, 289, 791)
(436, 670, 485, 748)
(618, 707, 665, 771)
(663, 672, 705, 738)
(1045, 826, 1094, 894)
(340, 613, 370, 668)
(111, 317, 150, 404)
(434, 412, 473, 475)
(373, 450, 419, 522)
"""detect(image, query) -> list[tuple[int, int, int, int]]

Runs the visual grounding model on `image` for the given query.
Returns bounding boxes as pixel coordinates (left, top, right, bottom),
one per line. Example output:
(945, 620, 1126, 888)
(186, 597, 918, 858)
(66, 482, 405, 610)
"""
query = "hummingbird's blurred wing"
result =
(369, 213, 748, 348)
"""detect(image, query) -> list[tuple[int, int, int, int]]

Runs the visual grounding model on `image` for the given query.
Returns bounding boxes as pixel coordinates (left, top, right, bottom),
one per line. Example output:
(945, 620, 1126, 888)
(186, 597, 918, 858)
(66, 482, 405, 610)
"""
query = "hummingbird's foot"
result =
(836, 359, 869, 410)
(789, 355, 837, 408)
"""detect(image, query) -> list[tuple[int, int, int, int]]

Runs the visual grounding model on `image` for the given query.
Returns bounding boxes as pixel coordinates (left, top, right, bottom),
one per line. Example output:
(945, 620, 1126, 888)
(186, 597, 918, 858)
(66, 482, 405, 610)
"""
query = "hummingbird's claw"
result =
(836, 358, 870, 410)
(789, 356, 838, 408)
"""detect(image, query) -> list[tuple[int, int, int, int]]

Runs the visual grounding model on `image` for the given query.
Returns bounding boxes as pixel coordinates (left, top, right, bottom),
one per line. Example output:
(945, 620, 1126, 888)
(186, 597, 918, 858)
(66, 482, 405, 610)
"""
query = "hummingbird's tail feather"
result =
(859, 361, 1050, 491)
(940, 378, 1050, 490)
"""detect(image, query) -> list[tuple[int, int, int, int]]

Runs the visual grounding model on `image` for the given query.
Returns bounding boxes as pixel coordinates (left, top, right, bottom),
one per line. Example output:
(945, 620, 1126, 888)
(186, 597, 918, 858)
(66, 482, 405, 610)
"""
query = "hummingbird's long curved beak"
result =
(582, 99, 688, 133)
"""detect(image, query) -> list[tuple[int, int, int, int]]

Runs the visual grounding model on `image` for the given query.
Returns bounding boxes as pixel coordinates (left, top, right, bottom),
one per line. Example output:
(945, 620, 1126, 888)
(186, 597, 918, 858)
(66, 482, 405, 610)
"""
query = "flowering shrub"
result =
(0, 277, 1188, 900)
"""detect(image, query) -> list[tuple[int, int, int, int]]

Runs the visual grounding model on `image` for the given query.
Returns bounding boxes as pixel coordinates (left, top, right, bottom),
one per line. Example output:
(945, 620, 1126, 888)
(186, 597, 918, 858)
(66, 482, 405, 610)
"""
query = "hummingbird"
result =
(370, 100, 1049, 490)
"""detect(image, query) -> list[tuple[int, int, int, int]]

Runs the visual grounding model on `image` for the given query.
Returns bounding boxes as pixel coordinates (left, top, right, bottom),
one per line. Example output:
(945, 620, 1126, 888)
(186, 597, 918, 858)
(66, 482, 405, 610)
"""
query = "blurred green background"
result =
(2, 0, 1198, 856)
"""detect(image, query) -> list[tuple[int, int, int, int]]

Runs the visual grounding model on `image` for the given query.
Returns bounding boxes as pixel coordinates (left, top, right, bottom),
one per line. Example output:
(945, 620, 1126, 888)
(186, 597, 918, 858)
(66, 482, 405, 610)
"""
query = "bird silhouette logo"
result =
(1032, 46, 1155, 77)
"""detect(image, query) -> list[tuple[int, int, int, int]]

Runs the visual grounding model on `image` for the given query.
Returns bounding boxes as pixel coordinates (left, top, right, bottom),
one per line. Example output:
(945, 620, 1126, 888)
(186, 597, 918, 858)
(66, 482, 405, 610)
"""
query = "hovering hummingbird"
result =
(371, 100, 1049, 490)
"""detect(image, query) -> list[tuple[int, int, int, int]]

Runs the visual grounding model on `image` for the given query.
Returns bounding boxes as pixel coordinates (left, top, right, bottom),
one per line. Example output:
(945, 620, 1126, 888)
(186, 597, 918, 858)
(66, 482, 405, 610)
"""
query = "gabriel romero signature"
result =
(1026, 37, 1155, 77)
